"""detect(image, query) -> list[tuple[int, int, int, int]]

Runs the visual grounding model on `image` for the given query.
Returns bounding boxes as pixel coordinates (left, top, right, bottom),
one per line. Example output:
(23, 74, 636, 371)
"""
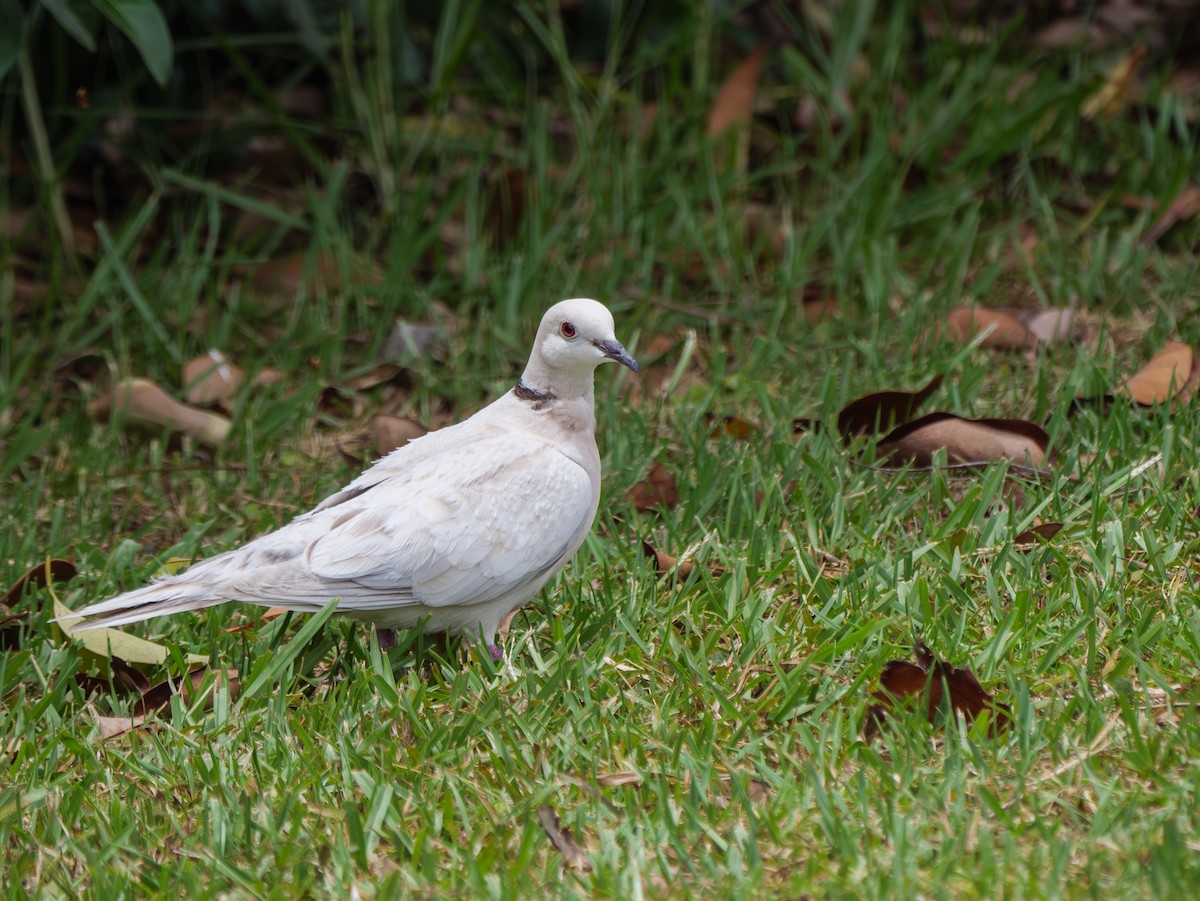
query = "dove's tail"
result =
(54, 580, 228, 631)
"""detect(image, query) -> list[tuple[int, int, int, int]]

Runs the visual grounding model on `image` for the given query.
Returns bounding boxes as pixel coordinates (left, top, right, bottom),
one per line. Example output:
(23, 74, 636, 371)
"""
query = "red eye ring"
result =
(560, 321, 576, 338)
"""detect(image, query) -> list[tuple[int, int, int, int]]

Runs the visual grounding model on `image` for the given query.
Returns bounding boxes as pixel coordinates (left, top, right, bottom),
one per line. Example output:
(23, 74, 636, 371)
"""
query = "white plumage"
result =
(60, 298, 638, 658)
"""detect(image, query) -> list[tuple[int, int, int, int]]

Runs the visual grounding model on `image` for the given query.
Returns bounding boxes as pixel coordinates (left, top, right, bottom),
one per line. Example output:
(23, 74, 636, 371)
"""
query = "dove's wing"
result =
(307, 440, 596, 609)
(203, 425, 598, 614)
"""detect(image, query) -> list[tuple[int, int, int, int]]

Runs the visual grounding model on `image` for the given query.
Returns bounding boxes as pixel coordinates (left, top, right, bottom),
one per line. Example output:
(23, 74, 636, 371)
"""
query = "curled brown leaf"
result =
(864, 643, 1012, 738)
(837, 375, 943, 438)
(877, 413, 1049, 468)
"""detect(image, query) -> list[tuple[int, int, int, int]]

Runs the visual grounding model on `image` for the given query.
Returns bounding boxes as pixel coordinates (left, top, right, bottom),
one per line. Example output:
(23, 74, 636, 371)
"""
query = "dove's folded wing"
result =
(303, 441, 596, 610)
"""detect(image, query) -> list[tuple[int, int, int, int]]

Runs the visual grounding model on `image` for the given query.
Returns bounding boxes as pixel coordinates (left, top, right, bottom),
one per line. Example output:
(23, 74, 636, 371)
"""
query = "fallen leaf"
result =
(946, 308, 1036, 350)
(1014, 521, 1064, 549)
(0, 606, 28, 649)
(707, 414, 758, 439)
(1, 558, 78, 606)
(1081, 45, 1147, 120)
(55, 597, 208, 668)
(626, 463, 679, 512)
(373, 415, 427, 455)
(1120, 341, 1196, 405)
(90, 378, 232, 447)
(864, 643, 1012, 738)
(707, 44, 767, 137)
(1020, 309, 1080, 346)
(877, 413, 1049, 468)
(183, 350, 244, 405)
(345, 363, 408, 392)
(641, 541, 725, 579)
(537, 805, 592, 873)
(1140, 185, 1200, 246)
(96, 667, 239, 740)
(837, 375, 943, 438)
(596, 771, 641, 787)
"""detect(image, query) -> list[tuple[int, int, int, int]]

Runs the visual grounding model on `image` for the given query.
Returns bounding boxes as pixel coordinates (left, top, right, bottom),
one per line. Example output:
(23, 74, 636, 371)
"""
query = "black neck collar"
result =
(514, 379, 556, 403)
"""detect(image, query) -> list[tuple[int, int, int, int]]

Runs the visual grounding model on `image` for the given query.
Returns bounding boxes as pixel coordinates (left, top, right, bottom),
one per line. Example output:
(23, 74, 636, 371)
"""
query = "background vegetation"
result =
(3, 0, 1200, 896)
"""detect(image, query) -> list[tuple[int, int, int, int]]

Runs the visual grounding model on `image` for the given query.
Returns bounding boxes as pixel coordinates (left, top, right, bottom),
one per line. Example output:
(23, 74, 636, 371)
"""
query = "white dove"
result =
(60, 298, 638, 660)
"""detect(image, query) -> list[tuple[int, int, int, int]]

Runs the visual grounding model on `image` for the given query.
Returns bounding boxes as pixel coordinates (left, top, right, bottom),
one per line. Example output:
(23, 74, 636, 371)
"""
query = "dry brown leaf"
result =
(1120, 341, 1195, 405)
(837, 375, 943, 438)
(537, 805, 592, 873)
(626, 462, 679, 512)
(0, 605, 28, 649)
(95, 667, 239, 740)
(2, 558, 78, 607)
(707, 414, 758, 440)
(596, 771, 641, 787)
(1140, 185, 1200, 246)
(946, 308, 1036, 350)
(373, 415, 427, 455)
(91, 378, 232, 446)
(877, 413, 1049, 468)
(1014, 522, 1064, 549)
(641, 541, 725, 579)
(707, 44, 767, 137)
(864, 643, 1012, 739)
(1081, 45, 1147, 120)
(183, 350, 245, 405)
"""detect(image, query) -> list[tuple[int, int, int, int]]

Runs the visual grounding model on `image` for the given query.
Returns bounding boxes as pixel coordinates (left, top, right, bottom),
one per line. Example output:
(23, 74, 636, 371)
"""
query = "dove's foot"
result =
(377, 627, 397, 652)
(487, 643, 504, 662)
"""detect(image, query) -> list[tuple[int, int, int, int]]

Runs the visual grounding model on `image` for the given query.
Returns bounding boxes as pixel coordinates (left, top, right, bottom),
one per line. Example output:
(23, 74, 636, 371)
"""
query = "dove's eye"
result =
(560, 322, 577, 338)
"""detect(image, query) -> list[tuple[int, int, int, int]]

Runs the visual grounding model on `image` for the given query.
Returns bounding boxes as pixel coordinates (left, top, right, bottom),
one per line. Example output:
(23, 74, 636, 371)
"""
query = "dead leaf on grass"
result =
(864, 642, 1012, 739)
(55, 596, 208, 669)
(946, 307, 1079, 351)
(707, 44, 767, 137)
(1014, 521, 1064, 549)
(596, 771, 641, 787)
(1119, 341, 1197, 406)
(1140, 185, 1200, 246)
(1, 558, 78, 607)
(640, 541, 725, 579)
(96, 667, 240, 740)
(90, 378, 232, 447)
(877, 413, 1050, 468)
(626, 462, 679, 512)
(537, 804, 592, 873)
(707, 414, 758, 439)
(183, 350, 244, 405)
(837, 375, 943, 438)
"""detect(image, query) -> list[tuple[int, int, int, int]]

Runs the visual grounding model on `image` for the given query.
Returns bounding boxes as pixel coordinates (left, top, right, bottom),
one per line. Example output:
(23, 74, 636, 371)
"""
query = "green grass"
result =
(4, 3, 1200, 897)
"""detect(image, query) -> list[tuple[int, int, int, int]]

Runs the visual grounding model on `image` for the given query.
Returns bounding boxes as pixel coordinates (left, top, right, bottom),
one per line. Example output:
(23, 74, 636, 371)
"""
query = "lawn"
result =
(3, 2, 1200, 897)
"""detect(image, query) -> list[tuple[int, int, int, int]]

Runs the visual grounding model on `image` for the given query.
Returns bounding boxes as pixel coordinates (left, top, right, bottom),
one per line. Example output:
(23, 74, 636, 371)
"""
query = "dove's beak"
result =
(594, 339, 639, 373)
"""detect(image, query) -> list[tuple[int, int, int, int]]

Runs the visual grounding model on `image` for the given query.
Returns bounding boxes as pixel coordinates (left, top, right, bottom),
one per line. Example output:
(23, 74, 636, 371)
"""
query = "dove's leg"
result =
(487, 643, 504, 662)
(377, 627, 397, 652)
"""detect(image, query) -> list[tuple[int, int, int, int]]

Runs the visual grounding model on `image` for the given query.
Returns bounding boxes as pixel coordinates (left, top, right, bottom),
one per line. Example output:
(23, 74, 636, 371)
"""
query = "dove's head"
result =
(524, 298, 638, 397)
